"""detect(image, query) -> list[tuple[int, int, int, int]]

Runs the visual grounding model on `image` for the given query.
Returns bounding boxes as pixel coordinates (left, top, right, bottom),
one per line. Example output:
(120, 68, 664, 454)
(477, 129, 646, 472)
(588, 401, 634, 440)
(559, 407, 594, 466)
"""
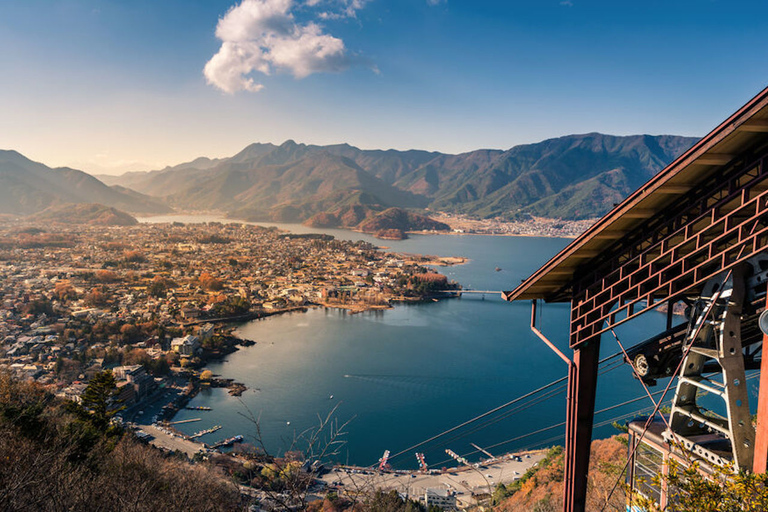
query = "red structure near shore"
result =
(505, 85, 768, 511)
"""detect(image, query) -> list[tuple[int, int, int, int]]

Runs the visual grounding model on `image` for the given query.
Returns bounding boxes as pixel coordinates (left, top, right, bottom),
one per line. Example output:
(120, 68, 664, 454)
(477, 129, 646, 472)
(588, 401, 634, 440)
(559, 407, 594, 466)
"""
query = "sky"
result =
(1, 0, 767, 175)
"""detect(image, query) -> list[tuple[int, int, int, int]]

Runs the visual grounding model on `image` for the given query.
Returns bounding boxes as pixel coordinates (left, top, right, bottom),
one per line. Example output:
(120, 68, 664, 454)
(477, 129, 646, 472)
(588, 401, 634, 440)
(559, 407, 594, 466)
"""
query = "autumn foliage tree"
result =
(0, 373, 244, 510)
(96, 269, 120, 283)
(123, 250, 146, 263)
(199, 272, 223, 291)
(54, 280, 77, 301)
(119, 323, 140, 343)
(495, 438, 627, 512)
(84, 287, 108, 307)
(148, 275, 176, 297)
(405, 272, 458, 296)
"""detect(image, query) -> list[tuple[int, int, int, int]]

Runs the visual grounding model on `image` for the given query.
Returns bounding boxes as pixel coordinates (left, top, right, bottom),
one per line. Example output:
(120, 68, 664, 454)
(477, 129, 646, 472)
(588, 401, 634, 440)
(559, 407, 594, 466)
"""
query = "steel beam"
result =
(563, 337, 600, 512)
(567, 149, 768, 348)
(754, 293, 768, 473)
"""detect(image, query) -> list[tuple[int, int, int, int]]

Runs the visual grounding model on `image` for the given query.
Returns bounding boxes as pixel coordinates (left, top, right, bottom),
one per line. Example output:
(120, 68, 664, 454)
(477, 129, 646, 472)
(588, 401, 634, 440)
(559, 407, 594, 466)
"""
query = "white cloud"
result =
(341, 0, 368, 18)
(426, 0, 445, 6)
(204, 0, 353, 94)
(315, 0, 369, 20)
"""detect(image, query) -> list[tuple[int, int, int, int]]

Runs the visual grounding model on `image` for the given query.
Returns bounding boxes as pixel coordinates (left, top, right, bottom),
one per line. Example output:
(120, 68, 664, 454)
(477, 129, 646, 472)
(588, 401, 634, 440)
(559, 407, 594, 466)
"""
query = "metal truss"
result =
(567, 144, 768, 348)
(663, 265, 756, 469)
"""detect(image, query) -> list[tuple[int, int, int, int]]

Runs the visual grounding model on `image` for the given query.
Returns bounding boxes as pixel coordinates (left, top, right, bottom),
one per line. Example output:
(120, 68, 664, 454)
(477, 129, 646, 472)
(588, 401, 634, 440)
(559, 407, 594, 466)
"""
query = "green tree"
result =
(493, 482, 512, 505)
(363, 490, 429, 511)
(79, 370, 121, 431)
(634, 460, 768, 512)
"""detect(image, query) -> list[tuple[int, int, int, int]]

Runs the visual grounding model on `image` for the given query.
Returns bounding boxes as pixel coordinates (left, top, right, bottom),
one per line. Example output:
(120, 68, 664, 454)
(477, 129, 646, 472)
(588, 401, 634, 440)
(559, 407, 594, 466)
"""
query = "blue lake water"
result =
(140, 215, 699, 469)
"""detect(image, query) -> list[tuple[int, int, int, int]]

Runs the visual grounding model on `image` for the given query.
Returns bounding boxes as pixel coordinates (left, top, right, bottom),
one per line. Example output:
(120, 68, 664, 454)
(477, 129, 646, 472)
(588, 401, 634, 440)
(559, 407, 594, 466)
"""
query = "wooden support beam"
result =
(563, 338, 601, 512)
(737, 119, 768, 132)
(622, 210, 656, 219)
(569, 177, 768, 346)
(656, 185, 694, 194)
(571, 251, 600, 259)
(697, 153, 735, 165)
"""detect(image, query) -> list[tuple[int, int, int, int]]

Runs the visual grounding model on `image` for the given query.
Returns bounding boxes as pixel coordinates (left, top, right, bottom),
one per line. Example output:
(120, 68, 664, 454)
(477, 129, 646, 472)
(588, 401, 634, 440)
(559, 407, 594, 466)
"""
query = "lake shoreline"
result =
(136, 214, 607, 469)
(135, 211, 591, 240)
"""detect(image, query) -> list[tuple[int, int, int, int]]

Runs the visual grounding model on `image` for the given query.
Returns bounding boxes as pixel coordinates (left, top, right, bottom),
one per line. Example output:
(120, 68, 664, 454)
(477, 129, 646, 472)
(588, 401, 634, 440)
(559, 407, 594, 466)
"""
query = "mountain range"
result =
(0, 133, 699, 226)
(0, 150, 169, 216)
(98, 133, 698, 221)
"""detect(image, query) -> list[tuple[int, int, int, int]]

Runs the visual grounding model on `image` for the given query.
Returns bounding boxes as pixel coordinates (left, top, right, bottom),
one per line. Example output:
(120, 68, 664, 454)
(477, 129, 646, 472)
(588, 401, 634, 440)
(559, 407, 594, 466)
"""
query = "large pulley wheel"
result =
(633, 353, 650, 378)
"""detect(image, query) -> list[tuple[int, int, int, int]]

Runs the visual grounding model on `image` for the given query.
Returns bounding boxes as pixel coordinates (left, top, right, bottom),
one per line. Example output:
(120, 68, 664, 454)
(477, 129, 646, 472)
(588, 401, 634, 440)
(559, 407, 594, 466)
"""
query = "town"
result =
(0, 218, 560, 510)
(428, 213, 594, 238)
(0, 220, 463, 409)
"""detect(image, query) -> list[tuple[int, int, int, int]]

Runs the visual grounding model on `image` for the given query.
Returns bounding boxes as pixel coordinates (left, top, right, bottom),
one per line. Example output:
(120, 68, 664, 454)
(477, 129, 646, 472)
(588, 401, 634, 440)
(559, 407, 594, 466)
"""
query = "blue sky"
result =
(1, 0, 767, 174)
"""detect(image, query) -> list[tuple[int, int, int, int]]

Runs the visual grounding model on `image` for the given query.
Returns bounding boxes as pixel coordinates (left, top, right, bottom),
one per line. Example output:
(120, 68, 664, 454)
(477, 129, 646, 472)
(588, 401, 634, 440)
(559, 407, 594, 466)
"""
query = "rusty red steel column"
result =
(753, 293, 768, 474)
(563, 337, 601, 512)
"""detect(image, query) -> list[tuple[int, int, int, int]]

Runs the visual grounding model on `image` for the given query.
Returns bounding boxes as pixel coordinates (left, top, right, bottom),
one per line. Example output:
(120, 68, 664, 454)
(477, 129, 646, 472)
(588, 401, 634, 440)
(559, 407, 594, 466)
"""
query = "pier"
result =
(439, 289, 503, 297)
(170, 418, 201, 425)
(211, 435, 244, 449)
(189, 425, 222, 439)
(320, 449, 546, 510)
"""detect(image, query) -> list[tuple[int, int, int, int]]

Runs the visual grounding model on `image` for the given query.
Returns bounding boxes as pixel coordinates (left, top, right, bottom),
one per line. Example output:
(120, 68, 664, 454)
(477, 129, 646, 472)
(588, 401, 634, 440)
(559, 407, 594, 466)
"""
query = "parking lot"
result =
(319, 450, 546, 508)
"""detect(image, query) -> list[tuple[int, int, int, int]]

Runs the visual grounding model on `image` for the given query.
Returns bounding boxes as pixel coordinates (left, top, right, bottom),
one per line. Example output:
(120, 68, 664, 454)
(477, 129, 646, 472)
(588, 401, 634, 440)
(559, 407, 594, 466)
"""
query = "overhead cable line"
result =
(431, 390, 670, 467)
(433, 358, 628, 451)
(383, 375, 567, 464)
(383, 350, 628, 465)
(430, 398, 674, 468)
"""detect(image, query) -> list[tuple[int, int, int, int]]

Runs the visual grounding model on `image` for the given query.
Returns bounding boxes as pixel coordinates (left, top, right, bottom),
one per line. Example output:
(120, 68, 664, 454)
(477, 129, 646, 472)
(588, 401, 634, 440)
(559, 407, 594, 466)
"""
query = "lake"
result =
(141, 215, 684, 469)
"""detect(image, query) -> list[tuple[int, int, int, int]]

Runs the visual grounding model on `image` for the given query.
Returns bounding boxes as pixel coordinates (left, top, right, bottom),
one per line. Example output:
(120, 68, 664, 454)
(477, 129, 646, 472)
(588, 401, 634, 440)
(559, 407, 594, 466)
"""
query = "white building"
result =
(171, 335, 200, 356)
(424, 488, 457, 510)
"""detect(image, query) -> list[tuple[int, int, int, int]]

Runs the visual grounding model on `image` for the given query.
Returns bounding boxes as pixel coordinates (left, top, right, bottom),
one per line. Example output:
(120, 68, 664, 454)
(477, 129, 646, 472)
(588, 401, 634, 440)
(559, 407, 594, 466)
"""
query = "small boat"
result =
(329, 394, 334, 399)
(286, 421, 291, 425)
(495, 267, 502, 272)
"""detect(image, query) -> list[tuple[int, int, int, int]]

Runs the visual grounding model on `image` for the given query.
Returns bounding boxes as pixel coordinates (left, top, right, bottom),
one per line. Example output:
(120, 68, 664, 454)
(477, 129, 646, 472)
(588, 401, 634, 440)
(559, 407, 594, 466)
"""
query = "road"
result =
(319, 450, 547, 509)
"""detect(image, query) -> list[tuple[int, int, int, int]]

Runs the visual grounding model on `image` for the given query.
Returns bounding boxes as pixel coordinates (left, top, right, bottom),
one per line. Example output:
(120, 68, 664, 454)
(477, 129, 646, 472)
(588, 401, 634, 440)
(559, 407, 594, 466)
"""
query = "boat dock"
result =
(211, 434, 244, 449)
(320, 449, 547, 509)
(170, 418, 201, 425)
(189, 425, 222, 439)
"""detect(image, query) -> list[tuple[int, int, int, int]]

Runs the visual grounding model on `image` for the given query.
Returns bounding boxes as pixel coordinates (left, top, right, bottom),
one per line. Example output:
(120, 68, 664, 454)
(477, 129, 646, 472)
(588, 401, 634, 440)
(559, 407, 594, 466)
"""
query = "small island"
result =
(304, 206, 450, 240)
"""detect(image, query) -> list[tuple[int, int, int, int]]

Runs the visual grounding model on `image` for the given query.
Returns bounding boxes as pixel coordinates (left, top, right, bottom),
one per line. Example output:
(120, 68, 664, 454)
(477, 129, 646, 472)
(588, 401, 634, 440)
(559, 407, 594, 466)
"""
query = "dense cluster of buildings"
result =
(433, 213, 594, 238)
(0, 220, 456, 406)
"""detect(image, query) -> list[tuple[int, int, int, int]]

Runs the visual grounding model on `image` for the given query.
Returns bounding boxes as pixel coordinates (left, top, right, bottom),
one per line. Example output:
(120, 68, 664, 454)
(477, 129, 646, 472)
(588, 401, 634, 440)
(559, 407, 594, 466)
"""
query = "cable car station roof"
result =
(504, 86, 768, 304)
